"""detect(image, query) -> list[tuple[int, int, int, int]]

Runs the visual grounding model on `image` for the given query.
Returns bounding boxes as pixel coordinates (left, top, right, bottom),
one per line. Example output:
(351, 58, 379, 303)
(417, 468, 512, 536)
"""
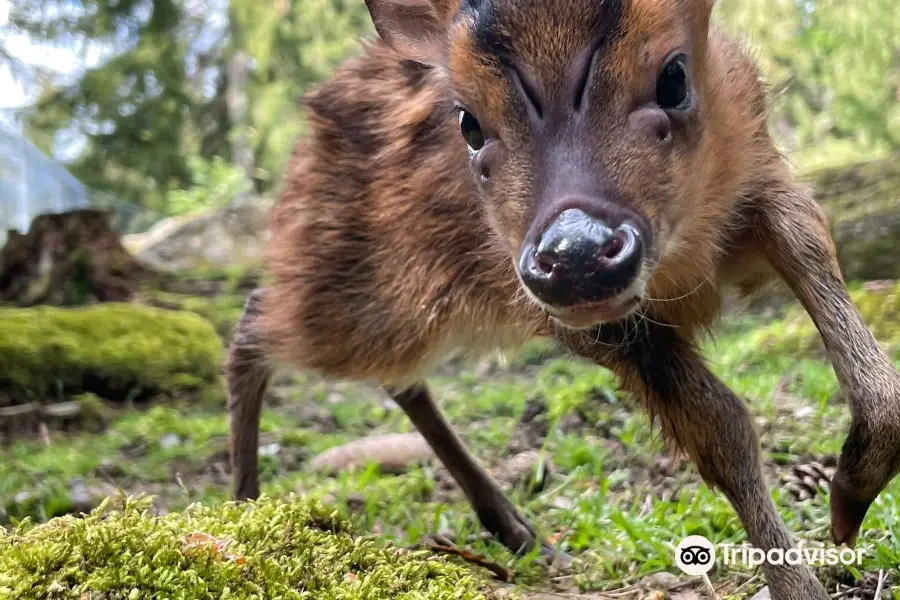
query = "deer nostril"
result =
(599, 225, 639, 265)
(533, 252, 556, 274)
(599, 233, 625, 260)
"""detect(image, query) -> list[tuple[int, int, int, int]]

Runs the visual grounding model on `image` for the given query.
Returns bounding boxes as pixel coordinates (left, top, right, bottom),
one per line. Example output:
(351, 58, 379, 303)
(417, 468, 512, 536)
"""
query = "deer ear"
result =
(364, 0, 456, 66)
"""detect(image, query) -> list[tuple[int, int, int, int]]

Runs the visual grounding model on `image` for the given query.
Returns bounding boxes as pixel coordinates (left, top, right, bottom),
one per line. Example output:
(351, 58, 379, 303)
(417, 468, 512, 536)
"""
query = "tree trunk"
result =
(0, 209, 153, 307)
(226, 49, 255, 207)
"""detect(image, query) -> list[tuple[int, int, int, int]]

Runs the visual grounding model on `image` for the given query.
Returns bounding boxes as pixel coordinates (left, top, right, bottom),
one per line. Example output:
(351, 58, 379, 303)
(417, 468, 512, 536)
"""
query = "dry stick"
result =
(702, 574, 721, 599)
(418, 540, 514, 582)
(729, 573, 763, 596)
(874, 569, 886, 599)
(604, 576, 703, 598)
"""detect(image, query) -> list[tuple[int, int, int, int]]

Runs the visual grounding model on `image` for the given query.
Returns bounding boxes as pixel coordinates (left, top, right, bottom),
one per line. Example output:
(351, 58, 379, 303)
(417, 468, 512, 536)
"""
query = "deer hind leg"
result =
(226, 287, 272, 501)
(565, 322, 829, 600)
(387, 383, 570, 565)
(751, 176, 900, 546)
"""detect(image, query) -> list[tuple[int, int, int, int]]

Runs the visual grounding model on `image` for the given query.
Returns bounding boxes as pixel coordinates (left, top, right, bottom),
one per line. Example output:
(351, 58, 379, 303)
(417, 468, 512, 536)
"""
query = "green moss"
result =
(72, 392, 111, 431)
(812, 155, 900, 223)
(137, 290, 246, 341)
(810, 154, 900, 281)
(148, 266, 266, 297)
(0, 495, 494, 600)
(0, 304, 223, 402)
(728, 281, 900, 365)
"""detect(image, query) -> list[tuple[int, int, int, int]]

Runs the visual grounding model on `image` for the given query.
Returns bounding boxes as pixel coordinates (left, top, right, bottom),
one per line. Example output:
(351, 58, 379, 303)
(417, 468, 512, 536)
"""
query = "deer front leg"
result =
(226, 288, 273, 501)
(563, 322, 829, 600)
(386, 383, 570, 565)
(752, 178, 900, 546)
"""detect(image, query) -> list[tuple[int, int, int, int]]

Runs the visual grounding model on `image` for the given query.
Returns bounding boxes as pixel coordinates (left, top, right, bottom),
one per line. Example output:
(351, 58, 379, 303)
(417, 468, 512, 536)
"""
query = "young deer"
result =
(226, 0, 900, 597)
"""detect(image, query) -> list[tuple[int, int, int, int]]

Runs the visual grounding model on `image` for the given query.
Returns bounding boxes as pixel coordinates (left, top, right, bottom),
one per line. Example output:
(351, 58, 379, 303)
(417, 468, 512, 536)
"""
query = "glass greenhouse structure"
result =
(0, 121, 89, 245)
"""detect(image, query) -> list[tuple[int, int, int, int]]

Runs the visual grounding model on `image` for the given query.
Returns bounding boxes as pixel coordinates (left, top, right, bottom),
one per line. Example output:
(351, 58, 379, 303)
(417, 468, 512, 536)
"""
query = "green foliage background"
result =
(717, 0, 900, 170)
(3, 0, 897, 214)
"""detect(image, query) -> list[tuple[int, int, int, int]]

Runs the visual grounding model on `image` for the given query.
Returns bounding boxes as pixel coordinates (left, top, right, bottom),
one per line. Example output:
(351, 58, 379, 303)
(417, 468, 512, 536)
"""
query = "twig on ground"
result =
(702, 574, 721, 599)
(416, 537, 514, 582)
(874, 569, 885, 599)
(728, 573, 763, 596)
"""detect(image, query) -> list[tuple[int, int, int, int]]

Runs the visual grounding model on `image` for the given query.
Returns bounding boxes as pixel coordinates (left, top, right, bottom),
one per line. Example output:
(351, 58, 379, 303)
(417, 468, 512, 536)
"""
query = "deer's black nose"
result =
(519, 208, 644, 307)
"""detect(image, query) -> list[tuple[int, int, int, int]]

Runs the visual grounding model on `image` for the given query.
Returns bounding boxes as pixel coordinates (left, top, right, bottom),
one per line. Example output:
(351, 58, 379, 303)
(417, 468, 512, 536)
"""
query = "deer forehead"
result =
(448, 0, 693, 105)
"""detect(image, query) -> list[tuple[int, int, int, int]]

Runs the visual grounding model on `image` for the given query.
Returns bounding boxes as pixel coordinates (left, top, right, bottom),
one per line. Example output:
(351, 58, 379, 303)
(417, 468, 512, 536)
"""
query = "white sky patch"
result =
(0, 32, 107, 112)
(0, 67, 29, 112)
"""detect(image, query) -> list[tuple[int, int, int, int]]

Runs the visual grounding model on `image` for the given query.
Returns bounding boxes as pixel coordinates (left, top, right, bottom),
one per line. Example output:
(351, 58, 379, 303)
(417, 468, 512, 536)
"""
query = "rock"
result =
(730, 154, 900, 315)
(125, 197, 272, 271)
(259, 443, 281, 457)
(550, 497, 575, 510)
(345, 493, 366, 513)
(793, 405, 816, 419)
(308, 432, 436, 475)
(639, 572, 681, 590)
(95, 459, 125, 479)
(812, 154, 900, 281)
(669, 592, 701, 600)
(496, 450, 553, 493)
(69, 477, 93, 514)
(160, 434, 182, 450)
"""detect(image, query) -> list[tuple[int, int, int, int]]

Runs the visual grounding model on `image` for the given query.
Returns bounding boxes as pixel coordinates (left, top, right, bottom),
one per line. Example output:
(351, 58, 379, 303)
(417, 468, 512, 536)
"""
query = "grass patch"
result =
(3, 282, 900, 594)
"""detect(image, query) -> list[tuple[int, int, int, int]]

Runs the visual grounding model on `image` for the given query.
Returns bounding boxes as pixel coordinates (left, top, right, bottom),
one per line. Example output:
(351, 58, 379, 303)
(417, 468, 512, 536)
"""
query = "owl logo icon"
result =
(675, 535, 716, 576)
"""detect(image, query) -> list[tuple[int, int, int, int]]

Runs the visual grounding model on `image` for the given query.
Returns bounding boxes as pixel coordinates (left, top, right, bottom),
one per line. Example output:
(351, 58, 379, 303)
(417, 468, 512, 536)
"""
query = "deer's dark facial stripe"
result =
(464, 0, 627, 67)
(456, 0, 630, 130)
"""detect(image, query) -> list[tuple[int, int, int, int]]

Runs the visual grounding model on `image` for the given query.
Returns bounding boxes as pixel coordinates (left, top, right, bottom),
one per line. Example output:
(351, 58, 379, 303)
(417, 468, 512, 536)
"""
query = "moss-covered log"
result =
(811, 154, 900, 281)
(0, 495, 495, 600)
(0, 304, 222, 407)
(0, 209, 154, 307)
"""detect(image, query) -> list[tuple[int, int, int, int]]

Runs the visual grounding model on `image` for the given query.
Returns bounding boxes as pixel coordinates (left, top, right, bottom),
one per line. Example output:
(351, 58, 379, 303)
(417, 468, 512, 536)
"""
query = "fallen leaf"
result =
(182, 531, 246, 564)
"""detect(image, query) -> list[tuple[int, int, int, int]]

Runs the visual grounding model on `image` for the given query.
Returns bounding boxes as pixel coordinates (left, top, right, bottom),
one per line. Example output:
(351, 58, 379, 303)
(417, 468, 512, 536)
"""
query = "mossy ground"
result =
(0, 495, 495, 600)
(0, 304, 223, 404)
(2, 277, 900, 597)
(137, 266, 265, 341)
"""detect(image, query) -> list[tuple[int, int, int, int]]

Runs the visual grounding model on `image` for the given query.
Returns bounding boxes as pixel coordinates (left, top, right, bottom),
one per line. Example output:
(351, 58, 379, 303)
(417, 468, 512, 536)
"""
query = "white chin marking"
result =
(516, 268, 648, 327)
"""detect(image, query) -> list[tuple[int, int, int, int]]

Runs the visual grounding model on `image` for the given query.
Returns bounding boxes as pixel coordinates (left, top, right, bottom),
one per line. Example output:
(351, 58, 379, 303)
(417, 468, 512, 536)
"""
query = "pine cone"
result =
(840, 571, 892, 600)
(780, 459, 836, 501)
(510, 396, 549, 452)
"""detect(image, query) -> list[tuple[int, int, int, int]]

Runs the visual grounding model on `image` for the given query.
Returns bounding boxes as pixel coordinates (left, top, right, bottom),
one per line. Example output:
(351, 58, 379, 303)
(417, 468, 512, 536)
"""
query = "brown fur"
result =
(227, 1, 900, 597)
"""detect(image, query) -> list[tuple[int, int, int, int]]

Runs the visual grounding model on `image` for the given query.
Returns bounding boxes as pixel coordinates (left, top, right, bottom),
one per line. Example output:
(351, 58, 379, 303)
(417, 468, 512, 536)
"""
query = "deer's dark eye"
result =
(656, 55, 690, 110)
(458, 110, 485, 153)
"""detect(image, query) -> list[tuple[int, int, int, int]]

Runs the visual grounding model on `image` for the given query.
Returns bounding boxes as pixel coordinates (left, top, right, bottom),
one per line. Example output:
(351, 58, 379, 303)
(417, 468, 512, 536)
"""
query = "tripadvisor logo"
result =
(674, 535, 865, 575)
(720, 542, 865, 567)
